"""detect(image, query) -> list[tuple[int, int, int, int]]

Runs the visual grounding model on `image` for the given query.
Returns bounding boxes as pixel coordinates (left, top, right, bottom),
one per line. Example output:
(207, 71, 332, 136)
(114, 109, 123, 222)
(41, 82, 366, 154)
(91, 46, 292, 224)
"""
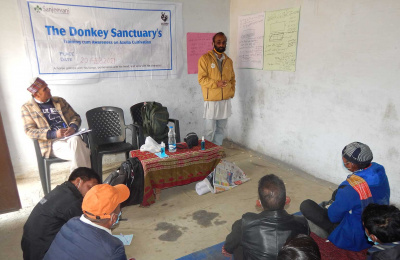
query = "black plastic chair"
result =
(86, 106, 135, 182)
(33, 139, 68, 195)
(33, 133, 90, 195)
(130, 102, 180, 149)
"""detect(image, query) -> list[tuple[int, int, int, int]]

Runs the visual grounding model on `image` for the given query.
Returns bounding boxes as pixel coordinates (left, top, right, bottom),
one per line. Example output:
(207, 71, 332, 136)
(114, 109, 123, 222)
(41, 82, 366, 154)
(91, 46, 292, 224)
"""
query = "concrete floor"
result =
(0, 140, 337, 259)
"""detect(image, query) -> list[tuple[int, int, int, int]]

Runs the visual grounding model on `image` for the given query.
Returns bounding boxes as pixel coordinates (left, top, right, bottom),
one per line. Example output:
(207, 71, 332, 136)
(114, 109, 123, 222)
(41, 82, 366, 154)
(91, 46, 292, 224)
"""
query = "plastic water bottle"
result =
(168, 126, 176, 152)
(201, 136, 205, 150)
(161, 141, 166, 155)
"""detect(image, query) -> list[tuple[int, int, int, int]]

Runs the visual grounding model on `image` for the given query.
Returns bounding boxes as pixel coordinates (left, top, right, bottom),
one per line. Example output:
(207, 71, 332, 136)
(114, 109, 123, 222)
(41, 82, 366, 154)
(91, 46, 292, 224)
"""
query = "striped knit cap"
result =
(342, 142, 373, 165)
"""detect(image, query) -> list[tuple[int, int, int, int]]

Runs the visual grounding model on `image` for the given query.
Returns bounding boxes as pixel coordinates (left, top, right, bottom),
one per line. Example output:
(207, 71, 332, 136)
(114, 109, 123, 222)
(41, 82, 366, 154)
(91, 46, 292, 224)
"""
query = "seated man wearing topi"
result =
(21, 77, 91, 172)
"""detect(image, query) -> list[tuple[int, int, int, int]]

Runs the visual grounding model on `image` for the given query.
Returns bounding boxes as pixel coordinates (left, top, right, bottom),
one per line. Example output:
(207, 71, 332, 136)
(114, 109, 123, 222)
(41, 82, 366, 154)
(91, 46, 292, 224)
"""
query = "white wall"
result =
(2, 0, 399, 205)
(0, 0, 230, 175)
(229, 0, 400, 204)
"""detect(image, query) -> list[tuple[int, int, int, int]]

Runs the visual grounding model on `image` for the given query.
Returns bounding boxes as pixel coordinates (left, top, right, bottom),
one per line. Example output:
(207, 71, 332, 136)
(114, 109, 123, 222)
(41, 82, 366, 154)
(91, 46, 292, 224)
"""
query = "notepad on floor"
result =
(113, 234, 133, 245)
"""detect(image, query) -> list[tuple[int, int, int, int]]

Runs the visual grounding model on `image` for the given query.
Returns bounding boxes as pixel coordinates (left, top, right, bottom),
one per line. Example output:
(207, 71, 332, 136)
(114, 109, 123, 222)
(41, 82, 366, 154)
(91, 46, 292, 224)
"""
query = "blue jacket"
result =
(44, 216, 127, 260)
(328, 163, 390, 251)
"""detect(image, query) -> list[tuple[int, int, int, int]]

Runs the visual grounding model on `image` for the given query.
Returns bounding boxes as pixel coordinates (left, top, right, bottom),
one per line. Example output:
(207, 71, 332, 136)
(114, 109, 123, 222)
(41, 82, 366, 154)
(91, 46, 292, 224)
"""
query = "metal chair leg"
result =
(37, 159, 48, 195)
(97, 154, 104, 183)
(44, 161, 52, 195)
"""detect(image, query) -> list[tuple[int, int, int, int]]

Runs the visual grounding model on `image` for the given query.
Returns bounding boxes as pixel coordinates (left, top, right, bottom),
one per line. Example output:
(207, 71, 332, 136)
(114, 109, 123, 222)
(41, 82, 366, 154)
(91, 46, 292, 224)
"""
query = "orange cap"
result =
(82, 184, 130, 219)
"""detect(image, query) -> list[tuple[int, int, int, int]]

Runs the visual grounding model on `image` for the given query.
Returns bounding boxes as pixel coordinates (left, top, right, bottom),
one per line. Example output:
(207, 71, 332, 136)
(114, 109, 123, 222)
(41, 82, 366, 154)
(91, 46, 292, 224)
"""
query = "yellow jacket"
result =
(198, 51, 236, 101)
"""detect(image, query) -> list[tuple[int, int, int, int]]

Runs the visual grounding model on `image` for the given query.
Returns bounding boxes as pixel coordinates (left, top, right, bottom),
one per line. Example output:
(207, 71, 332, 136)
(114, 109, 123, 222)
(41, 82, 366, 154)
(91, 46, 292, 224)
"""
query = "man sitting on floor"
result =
(44, 184, 130, 259)
(223, 174, 310, 260)
(21, 167, 100, 260)
(300, 142, 390, 251)
(21, 77, 91, 172)
(362, 203, 400, 260)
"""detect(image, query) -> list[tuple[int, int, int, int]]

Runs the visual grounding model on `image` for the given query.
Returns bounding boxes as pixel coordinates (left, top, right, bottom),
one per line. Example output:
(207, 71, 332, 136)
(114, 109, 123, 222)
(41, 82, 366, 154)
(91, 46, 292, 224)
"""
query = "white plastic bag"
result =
(195, 180, 212, 195)
(140, 136, 161, 153)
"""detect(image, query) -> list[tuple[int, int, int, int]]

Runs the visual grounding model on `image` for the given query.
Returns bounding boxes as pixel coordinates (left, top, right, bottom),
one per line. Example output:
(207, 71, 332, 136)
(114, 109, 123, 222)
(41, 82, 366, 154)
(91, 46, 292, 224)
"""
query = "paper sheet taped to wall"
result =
(263, 7, 300, 72)
(237, 12, 265, 69)
(186, 33, 215, 74)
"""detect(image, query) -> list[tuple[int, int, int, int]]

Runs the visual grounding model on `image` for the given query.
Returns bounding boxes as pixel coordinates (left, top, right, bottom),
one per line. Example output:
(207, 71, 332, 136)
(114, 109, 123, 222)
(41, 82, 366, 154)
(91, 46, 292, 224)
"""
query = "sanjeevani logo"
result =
(34, 5, 42, 13)
(33, 5, 70, 14)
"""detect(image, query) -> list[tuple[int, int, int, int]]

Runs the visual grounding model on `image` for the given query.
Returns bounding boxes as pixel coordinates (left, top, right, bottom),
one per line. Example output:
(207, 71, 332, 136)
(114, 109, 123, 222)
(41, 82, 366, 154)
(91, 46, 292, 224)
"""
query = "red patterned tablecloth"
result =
(310, 233, 367, 260)
(130, 140, 225, 206)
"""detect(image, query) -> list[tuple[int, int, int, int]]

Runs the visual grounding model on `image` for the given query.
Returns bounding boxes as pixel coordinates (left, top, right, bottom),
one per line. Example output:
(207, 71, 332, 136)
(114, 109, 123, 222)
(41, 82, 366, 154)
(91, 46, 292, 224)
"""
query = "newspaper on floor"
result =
(195, 160, 250, 195)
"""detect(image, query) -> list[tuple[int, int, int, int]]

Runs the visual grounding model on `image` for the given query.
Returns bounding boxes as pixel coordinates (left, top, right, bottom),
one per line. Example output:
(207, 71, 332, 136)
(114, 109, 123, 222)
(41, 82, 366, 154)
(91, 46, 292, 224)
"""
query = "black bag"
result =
(103, 170, 126, 186)
(106, 157, 144, 207)
(177, 132, 199, 149)
(141, 102, 169, 143)
(184, 132, 199, 149)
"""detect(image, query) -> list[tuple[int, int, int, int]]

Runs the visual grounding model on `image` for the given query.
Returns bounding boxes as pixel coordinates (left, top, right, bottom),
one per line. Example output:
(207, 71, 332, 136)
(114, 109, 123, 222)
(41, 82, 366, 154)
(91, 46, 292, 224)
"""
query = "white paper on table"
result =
(60, 128, 92, 140)
(113, 234, 133, 245)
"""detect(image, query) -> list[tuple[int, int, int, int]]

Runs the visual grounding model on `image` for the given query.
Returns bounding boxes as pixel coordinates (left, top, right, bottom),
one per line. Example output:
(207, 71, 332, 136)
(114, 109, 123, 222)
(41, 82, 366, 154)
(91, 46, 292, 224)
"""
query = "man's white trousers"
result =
(204, 118, 228, 146)
(51, 136, 91, 172)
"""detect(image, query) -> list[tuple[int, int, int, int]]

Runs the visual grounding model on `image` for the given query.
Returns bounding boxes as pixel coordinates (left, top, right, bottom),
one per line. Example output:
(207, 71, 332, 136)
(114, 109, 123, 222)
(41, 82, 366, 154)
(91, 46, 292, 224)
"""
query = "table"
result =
(130, 140, 225, 206)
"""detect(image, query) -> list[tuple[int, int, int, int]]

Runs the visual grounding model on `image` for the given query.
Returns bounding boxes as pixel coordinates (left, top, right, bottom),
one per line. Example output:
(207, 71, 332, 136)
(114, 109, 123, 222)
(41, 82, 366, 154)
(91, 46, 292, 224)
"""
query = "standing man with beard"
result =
(21, 77, 91, 173)
(198, 32, 236, 146)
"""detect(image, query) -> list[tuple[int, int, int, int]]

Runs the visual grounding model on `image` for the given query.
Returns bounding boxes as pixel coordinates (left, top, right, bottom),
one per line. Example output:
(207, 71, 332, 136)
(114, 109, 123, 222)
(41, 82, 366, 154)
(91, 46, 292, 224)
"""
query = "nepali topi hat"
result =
(27, 77, 46, 94)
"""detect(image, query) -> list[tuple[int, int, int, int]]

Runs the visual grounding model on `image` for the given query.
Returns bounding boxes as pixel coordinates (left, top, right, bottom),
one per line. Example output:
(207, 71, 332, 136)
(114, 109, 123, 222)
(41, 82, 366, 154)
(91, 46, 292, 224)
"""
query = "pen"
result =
(62, 123, 67, 128)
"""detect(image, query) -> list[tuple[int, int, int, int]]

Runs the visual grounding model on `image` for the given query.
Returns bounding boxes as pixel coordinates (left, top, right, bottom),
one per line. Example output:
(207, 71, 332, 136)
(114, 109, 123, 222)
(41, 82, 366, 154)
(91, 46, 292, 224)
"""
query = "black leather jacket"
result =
(21, 182, 83, 260)
(225, 210, 310, 260)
